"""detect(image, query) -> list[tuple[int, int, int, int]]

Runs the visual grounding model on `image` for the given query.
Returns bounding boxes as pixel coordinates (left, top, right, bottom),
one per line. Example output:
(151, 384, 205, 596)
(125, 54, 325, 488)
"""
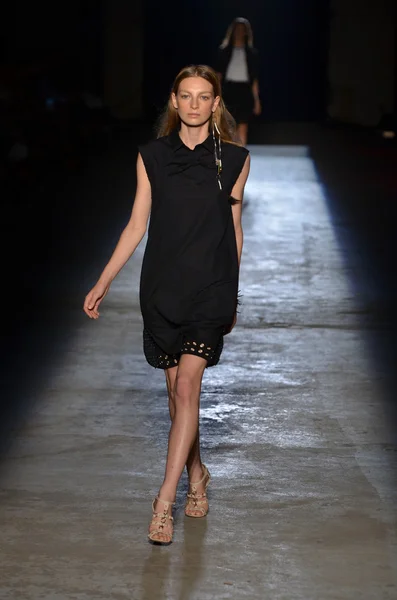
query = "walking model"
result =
(83, 64, 250, 545)
(216, 17, 262, 146)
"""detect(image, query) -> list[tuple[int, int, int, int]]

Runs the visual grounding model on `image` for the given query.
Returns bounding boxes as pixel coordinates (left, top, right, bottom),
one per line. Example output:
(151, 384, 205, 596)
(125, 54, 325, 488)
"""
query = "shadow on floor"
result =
(0, 120, 153, 455)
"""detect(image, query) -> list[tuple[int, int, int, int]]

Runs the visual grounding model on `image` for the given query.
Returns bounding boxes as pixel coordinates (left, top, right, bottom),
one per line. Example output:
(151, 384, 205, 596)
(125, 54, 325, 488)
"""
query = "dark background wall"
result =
(1, 1, 103, 94)
(327, 0, 395, 126)
(103, 0, 143, 118)
(2, 0, 394, 126)
(143, 0, 331, 122)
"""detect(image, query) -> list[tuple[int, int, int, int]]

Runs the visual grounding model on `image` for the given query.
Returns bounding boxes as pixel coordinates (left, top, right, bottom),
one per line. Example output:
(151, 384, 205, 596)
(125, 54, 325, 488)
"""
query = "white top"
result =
(225, 47, 249, 83)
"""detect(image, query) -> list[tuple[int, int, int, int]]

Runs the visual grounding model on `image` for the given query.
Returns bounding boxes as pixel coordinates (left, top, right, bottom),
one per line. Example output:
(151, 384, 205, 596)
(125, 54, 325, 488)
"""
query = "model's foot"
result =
(185, 464, 211, 518)
(148, 497, 175, 545)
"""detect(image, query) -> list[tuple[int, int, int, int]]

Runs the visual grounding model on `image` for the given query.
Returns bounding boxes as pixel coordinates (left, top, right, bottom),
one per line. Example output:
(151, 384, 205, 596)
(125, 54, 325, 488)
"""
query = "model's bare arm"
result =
(97, 153, 151, 285)
(231, 153, 250, 266)
(252, 79, 261, 115)
(223, 153, 250, 334)
(83, 153, 151, 318)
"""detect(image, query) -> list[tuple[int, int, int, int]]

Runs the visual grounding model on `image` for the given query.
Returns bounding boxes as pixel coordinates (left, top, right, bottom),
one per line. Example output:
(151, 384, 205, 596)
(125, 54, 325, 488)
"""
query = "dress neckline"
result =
(169, 128, 213, 153)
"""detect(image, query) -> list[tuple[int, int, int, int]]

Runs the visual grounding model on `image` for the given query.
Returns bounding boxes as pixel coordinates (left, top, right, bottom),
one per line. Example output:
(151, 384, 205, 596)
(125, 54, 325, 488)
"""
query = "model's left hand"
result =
(253, 99, 262, 116)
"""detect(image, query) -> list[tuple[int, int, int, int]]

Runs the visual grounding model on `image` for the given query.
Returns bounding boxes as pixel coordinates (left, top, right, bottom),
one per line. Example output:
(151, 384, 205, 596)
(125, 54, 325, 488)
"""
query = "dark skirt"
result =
(223, 81, 253, 124)
(143, 328, 224, 369)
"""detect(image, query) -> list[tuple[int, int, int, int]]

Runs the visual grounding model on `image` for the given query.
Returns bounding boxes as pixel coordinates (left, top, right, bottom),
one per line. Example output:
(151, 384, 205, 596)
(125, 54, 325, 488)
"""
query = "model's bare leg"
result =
(165, 365, 177, 421)
(237, 123, 248, 146)
(149, 355, 208, 541)
(158, 354, 207, 503)
(165, 366, 203, 481)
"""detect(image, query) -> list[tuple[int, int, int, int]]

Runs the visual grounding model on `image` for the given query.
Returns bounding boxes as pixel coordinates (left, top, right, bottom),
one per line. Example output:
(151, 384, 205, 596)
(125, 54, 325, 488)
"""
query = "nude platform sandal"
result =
(185, 464, 211, 518)
(148, 497, 175, 545)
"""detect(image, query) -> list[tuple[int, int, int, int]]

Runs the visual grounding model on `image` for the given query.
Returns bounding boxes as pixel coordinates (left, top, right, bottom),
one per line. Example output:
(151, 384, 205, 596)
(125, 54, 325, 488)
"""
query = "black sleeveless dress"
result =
(138, 129, 249, 369)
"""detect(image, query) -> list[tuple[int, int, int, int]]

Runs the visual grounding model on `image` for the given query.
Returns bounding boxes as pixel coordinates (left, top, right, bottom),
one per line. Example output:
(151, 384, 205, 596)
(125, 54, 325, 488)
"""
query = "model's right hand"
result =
(83, 282, 110, 319)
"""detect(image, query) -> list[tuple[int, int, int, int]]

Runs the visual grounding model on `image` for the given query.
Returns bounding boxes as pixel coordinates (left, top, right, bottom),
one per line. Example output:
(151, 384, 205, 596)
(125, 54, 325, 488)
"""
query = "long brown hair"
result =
(220, 17, 254, 49)
(156, 64, 240, 144)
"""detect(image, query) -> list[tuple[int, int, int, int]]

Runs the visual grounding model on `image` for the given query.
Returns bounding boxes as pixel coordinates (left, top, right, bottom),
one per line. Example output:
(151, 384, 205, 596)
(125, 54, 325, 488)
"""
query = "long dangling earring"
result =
(212, 115, 222, 190)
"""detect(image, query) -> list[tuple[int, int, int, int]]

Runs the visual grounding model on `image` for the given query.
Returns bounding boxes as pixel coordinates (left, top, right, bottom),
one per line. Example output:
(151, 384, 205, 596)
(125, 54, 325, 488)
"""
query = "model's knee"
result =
(174, 375, 198, 408)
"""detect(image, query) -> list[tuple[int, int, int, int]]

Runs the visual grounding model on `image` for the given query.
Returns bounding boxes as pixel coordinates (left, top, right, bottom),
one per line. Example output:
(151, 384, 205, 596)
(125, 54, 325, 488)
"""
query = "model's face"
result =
(172, 77, 220, 127)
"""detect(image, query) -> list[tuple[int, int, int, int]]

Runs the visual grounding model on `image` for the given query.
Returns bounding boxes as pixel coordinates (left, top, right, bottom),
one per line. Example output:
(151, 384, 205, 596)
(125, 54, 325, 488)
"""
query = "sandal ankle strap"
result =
(152, 496, 175, 512)
(189, 464, 209, 489)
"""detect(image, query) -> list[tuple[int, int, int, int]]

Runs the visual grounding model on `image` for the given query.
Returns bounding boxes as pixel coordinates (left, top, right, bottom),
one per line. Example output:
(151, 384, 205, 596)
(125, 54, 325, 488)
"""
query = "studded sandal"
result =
(185, 464, 211, 518)
(148, 497, 175, 545)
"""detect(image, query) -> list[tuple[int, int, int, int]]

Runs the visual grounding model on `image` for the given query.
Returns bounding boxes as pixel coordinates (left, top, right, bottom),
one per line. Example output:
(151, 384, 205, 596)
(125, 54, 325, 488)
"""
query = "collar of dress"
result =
(169, 128, 213, 153)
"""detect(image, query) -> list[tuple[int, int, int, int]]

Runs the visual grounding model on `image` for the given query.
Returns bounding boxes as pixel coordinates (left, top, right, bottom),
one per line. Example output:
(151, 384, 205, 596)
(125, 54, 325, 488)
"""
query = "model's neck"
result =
(178, 123, 210, 150)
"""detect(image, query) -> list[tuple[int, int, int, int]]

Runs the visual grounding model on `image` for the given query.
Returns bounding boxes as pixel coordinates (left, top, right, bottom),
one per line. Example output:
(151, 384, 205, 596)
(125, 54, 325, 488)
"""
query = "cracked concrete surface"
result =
(1, 137, 396, 599)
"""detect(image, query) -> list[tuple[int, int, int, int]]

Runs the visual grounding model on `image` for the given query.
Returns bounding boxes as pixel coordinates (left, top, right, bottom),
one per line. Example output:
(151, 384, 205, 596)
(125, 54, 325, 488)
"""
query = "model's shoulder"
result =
(223, 141, 250, 157)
